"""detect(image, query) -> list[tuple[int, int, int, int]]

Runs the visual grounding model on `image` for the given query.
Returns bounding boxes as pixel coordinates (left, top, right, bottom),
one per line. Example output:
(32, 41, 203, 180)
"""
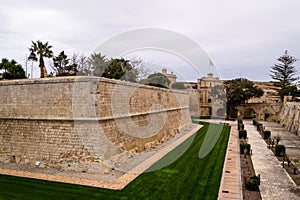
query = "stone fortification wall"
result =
(0, 77, 191, 172)
(280, 102, 300, 135)
(188, 88, 201, 116)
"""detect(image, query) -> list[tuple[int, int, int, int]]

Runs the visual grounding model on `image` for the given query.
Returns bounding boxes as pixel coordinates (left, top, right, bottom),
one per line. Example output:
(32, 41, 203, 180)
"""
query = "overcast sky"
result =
(1, 0, 300, 81)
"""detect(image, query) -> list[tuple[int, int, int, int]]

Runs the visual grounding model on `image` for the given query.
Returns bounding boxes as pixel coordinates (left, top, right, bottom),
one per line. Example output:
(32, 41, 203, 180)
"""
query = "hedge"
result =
(253, 119, 258, 126)
(275, 144, 285, 156)
(239, 130, 247, 139)
(246, 175, 260, 191)
(257, 123, 263, 132)
(240, 142, 251, 154)
(263, 130, 271, 140)
(238, 123, 244, 131)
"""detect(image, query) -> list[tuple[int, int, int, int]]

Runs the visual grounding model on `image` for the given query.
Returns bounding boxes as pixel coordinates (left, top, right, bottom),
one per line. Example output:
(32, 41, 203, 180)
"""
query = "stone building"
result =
(161, 68, 177, 85)
(248, 81, 280, 104)
(198, 73, 225, 116)
(184, 74, 281, 118)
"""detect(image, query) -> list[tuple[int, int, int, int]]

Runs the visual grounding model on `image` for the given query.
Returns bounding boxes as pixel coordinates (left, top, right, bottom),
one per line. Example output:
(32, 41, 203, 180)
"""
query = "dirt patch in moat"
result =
(240, 154, 262, 200)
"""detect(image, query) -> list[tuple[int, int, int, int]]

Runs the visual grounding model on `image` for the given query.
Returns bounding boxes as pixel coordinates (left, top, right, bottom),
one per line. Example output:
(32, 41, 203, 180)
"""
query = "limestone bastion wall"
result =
(0, 76, 191, 172)
(188, 88, 201, 116)
(280, 102, 300, 135)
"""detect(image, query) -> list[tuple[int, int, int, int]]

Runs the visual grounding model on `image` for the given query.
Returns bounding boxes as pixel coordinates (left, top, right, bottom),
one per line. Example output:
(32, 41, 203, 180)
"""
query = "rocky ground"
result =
(0, 124, 199, 186)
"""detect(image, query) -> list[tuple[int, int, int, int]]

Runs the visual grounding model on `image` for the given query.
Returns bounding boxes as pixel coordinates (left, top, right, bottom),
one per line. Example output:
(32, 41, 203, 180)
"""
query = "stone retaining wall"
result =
(280, 102, 300, 135)
(0, 77, 191, 172)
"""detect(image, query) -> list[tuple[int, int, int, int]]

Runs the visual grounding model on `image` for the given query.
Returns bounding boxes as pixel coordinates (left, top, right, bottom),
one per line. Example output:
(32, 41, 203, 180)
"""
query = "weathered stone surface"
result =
(280, 102, 300, 135)
(0, 76, 191, 172)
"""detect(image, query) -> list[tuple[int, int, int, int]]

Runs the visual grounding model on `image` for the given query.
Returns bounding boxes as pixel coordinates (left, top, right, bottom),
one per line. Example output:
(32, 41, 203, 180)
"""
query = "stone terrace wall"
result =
(0, 77, 191, 172)
(280, 102, 300, 135)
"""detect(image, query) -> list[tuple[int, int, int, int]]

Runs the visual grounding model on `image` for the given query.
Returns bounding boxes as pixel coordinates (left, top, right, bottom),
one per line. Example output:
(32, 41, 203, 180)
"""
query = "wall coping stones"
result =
(0, 76, 189, 95)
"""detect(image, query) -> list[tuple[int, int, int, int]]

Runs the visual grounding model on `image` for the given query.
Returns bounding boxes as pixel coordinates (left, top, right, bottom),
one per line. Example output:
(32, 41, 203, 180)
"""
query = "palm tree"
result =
(28, 41, 53, 78)
(88, 53, 108, 76)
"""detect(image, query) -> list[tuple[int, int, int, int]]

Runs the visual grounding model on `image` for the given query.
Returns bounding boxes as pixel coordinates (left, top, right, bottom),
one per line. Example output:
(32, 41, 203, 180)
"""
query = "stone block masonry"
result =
(0, 76, 191, 172)
(280, 102, 300, 135)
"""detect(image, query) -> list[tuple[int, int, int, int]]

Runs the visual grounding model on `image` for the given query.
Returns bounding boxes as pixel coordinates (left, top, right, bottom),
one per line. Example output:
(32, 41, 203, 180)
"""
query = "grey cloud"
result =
(0, 0, 299, 80)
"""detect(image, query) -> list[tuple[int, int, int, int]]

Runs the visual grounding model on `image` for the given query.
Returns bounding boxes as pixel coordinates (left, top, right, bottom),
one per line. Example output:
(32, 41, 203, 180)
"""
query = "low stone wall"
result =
(0, 77, 191, 172)
(280, 102, 300, 135)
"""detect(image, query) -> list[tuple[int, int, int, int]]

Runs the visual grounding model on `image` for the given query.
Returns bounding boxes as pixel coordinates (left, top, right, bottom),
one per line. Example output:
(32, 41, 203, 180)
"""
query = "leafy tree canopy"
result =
(52, 51, 77, 76)
(88, 53, 137, 82)
(224, 78, 264, 115)
(89, 53, 108, 76)
(270, 50, 298, 88)
(104, 58, 138, 82)
(278, 85, 300, 99)
(171, 82, 186, 89)
(142, 73, 171, 88)
(0, 58, 26, 80)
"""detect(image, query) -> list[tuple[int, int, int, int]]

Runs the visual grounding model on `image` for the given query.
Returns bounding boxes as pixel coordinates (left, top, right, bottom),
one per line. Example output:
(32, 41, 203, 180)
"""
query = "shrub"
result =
(275, 135, 281, 145)
(263, 130, 271, 140)
(257, 123, 263, 132)
(240, 142, 251, 154)
(245, 175, 260, 191)
(237, 119, 244, 130)
(238, 123, 244, 131)
(252, 119, 258, 126)
(275, 144, 286, 156)
(239, 130, 247, 139)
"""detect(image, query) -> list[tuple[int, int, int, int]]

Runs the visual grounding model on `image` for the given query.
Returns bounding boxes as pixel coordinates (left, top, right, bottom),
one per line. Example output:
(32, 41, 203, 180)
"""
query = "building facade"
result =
(198, 73, 225, 116)
(161, 68, 177, 85)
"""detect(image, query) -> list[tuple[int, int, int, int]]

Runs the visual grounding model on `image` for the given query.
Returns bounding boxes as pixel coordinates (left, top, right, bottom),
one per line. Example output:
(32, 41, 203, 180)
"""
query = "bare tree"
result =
(70, 53, 90, 75)
(129, 57, 152, 82)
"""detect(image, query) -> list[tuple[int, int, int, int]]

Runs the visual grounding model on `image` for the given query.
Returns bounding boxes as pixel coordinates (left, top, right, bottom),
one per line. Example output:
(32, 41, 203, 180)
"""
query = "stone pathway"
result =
(218, 121, 242, 200)
(244, 120, 299, 200)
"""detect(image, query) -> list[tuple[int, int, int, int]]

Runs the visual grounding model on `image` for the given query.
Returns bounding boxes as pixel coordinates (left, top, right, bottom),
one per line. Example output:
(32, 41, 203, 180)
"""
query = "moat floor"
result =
(0, 122, 230, 199)
(0, 124, 201, 189)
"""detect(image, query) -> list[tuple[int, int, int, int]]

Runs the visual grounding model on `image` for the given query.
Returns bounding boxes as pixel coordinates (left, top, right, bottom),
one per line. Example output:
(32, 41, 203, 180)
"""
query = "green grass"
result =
(0, 122, 230, 200)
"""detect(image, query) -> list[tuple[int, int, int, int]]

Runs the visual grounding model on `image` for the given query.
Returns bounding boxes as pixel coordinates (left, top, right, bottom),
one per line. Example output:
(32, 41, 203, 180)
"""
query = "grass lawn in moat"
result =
(0, 122, 230, 200)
